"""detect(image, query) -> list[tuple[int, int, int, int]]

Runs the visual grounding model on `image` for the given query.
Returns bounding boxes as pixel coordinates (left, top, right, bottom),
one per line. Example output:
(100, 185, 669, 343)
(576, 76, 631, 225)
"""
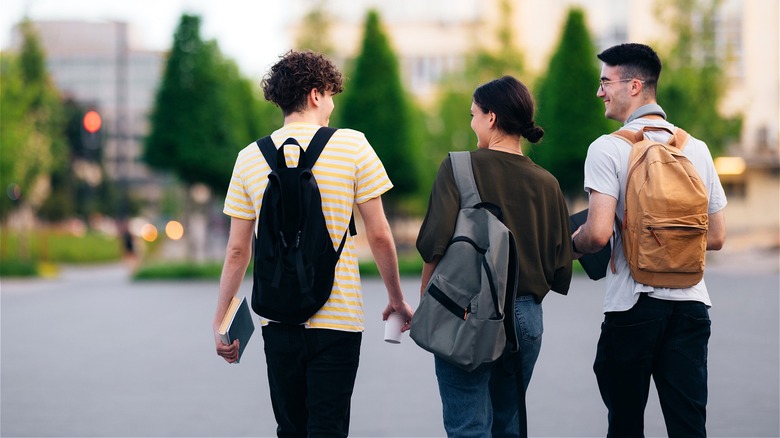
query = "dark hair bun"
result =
(522, 123, 544, 143)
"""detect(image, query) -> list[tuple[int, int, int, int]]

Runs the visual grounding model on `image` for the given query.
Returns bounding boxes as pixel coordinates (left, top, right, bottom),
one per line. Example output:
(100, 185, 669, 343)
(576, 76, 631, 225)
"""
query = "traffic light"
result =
(81, 109, 103, 150)
(83, 110, 102, 134)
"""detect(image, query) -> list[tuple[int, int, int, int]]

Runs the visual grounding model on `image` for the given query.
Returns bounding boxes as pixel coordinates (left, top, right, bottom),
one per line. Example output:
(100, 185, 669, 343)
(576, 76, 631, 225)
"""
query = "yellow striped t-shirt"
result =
(223, 122, 393, 332)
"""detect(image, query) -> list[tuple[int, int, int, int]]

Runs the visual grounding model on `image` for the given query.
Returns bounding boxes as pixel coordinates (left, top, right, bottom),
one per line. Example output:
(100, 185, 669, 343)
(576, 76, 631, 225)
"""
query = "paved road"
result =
(1, 261, 778, 437)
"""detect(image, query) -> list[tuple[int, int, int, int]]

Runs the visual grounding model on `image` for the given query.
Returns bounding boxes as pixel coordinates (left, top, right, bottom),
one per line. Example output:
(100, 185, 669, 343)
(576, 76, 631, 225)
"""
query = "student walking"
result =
(417, 75, 572, 437)
(571, 43, 727, 437)
(212, 50, 414, 437)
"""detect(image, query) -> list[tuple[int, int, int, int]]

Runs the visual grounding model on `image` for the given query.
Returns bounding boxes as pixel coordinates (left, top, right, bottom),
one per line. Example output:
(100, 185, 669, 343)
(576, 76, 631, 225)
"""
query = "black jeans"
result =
(262, 323, 362, 438)
(594, 293, 711, 437)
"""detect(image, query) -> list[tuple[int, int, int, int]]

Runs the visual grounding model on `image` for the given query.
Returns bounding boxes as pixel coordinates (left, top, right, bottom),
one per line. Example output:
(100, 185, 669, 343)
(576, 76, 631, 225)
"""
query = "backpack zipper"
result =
(646, 225, 707, 246)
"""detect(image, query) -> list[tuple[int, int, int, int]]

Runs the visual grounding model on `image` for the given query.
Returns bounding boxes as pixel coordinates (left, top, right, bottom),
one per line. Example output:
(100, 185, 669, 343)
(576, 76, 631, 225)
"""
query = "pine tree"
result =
(530, 8, 613, 199)
(145, 14, 271, 195)
(144, 14, 277, 261)
(336, 10, 421, 212)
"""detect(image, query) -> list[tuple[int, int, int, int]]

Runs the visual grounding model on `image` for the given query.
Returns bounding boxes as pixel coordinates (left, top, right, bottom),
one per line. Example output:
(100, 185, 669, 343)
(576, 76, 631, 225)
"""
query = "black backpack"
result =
(252, 127, 355, 324)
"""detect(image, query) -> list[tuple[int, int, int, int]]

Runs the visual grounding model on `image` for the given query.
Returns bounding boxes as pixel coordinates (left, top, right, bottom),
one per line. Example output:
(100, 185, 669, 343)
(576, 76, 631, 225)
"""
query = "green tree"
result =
(424, 89, 475, 182)
(295, 1, 335, 55)
(145, 14, 271, 195)
(38, 100, 79, 221)
(144, 14, 278, 261)
(471, 0, 525, 83)
(530, 7, 613, 198)
(0, 21, 65, 223)
(653, 0, 741, 155)
(425, 0, 525, 171)
(424, 0, 526, 195)
(336, 10, 421, 213)
(39, 100, 117, 221)
(0, 55, 33, 220)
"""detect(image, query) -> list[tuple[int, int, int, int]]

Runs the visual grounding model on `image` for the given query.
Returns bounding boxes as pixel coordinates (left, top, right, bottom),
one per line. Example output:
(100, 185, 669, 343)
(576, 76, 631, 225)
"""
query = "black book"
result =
(218, 296, 255, 363)
(569, 209, 612, 281)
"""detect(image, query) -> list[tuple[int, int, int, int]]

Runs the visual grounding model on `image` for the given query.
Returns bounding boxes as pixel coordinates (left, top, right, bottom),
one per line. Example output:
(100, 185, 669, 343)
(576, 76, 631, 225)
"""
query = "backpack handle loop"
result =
(613, 126, 689, 152)
(635, 126, 673, 143)
(276, 138, 301, 170)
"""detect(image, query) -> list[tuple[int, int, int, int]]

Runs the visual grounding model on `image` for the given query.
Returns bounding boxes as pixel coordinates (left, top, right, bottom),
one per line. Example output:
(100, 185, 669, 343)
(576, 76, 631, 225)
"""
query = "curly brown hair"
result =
(261, 51, 344, 115)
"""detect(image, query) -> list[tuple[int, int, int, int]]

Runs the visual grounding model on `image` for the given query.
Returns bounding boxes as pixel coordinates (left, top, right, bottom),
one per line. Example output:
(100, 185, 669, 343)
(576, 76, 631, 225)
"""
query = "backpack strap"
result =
(301, 126, 338, 168)
(256, 136, 278, 170)
(449, 151, 481, 208)
(304, 126, 358, 238)
(673, 128, 689, 152)
(612, 129, 636, 145)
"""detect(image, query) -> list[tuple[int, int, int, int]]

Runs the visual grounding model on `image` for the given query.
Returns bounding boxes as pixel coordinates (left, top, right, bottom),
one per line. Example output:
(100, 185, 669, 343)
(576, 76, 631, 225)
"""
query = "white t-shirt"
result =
(583, 107, 728, 312)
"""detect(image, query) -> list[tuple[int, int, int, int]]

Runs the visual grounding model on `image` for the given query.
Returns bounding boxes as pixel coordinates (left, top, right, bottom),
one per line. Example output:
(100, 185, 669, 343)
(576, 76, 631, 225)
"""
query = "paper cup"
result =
(384, 312, 405, 344)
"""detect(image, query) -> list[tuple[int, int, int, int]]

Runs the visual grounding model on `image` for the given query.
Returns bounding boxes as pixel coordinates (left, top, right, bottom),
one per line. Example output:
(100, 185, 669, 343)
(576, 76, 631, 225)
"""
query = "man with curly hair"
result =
(212, 51, 414, 437)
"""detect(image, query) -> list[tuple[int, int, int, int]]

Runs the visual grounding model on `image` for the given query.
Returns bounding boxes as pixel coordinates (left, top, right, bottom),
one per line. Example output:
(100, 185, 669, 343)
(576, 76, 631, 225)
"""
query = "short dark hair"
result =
(597, 43, 662, 91)
(262, 51, 344, 115)
(472, 76, 544, 143)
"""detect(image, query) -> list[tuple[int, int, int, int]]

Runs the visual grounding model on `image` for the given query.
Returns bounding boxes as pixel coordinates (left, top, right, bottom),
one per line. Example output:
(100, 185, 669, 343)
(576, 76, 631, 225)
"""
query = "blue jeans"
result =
(594, 293, 710, 437)
(262, 323, 362, 438)
(435, 295, 543, 437)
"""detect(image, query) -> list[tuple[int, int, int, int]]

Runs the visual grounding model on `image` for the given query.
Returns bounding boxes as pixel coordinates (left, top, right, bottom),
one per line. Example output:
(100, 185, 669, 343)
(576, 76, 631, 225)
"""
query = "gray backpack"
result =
(410, 151, 520, 372)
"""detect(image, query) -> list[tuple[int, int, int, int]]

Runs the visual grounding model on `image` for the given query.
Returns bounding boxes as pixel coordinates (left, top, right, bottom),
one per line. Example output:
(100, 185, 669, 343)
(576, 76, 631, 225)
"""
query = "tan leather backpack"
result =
(612, 126, 709, 288)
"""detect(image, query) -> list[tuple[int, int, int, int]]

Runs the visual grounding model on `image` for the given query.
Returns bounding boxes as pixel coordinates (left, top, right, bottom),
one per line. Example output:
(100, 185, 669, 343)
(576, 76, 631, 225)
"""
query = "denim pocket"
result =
(673, 312, 711, 366)
(600, 316, 662, 365)
(515, 295, 543, 343)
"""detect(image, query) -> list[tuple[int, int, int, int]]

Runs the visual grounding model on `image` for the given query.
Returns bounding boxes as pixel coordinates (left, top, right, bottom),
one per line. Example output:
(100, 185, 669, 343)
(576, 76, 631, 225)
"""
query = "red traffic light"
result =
(83, 110, 102, 133)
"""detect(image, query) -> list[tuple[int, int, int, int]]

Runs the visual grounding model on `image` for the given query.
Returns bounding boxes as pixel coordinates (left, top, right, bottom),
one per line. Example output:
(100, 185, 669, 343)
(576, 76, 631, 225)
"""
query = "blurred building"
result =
(288, 0, 480, 98)
(4, 1, 778, 240)
(9, 20, 165, 205)
(289, 0, 779, 238)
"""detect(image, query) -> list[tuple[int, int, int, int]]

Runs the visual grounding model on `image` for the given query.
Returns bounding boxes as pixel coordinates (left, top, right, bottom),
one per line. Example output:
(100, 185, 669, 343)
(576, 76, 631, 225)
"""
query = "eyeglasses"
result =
(598, 78, 644, 92)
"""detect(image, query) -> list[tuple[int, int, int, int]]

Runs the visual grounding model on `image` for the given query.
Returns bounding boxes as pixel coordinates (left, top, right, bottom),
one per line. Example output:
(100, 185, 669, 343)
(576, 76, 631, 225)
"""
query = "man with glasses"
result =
(570, 43, 727, 436)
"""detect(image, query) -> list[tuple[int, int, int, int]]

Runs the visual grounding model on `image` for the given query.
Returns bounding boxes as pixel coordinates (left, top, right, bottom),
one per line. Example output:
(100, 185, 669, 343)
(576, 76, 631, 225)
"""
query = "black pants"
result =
(262, 323, 362, 438)
(594, 293, 711, 437)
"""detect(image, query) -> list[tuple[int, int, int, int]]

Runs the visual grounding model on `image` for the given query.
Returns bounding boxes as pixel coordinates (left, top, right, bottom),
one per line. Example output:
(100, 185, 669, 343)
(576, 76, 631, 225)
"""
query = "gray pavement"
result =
(1, 260, 778, 437)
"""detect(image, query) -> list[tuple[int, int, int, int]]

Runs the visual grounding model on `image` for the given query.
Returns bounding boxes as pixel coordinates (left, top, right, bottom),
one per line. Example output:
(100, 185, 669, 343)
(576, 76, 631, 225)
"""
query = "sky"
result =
(0, 0, 290, 77)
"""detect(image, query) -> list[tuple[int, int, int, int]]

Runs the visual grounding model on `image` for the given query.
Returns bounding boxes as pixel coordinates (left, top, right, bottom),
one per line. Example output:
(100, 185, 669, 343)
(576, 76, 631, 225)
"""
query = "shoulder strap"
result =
(310, 126, 357, 237)
(673, 128, 689, 152)
(302, 126, 338, 168)
(302, 126, 357, 237)
(256, 136, 277, 170)
(449, 151, 481, 208)
(612, 129, 636, 146)
(255, 127, 339, 170)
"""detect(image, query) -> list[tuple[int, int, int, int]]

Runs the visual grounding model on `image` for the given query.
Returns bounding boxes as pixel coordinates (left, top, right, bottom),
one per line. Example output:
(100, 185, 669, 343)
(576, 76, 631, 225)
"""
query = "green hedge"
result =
(0, 229, 122, 277)
(357, 254, 424, 277)
(132, 254, 426, 281)
(133, 262, 225, 280)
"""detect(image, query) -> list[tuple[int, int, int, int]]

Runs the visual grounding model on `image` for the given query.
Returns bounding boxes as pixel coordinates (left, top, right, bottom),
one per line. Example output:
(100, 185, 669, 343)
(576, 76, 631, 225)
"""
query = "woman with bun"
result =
(417, 75, 572, 436)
